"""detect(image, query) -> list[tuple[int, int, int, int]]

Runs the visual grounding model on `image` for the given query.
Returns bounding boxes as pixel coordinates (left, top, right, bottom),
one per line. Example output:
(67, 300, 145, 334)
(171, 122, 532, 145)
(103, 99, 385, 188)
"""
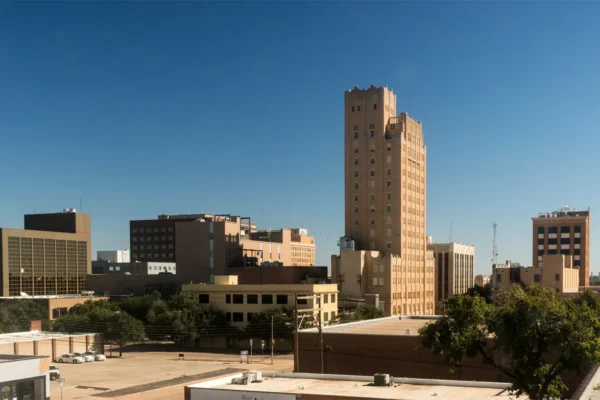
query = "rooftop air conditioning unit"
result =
(374, 373, 391, 387)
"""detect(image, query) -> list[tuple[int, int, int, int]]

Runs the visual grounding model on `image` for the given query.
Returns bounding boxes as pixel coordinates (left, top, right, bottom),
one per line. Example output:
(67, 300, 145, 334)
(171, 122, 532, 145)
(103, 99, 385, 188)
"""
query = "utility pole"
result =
(294, 293, 322, 373)
(317, 294, 324, 374)
(271, 314, 274, 365)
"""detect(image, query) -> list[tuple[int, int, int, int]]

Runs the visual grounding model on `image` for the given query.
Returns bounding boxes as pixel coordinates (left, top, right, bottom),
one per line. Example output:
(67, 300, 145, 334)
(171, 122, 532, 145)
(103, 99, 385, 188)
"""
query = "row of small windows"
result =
(353, 169, 393, 177)
(132, 227, 174, 233)
(351, 104, 377, 112)
(222, 311, 337, 323)
(132, 253, 174, 259)
(538, 238, 581, 245)
(133, 244, 174, 250)
(132, 236, 174, 242)
(537, 226, 582, 234)
(198, 293, 336, 305)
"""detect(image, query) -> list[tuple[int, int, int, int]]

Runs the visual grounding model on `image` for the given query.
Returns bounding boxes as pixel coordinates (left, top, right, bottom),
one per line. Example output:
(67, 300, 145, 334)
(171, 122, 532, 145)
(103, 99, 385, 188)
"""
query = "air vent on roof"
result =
(374, 373, 392, 386)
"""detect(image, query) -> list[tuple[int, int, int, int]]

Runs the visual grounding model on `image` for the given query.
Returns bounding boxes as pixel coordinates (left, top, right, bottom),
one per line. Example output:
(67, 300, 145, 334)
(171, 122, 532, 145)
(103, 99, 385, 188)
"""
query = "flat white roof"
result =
(0, 331, 93, 344)
(187, 372, 513, 400)
(301, 316, 437, 336)
(0, 295, 101, 300)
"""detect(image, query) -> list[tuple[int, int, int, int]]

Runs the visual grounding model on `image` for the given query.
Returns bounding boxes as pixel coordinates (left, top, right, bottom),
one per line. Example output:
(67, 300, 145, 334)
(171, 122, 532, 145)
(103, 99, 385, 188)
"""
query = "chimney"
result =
(30, 320, 42, 331)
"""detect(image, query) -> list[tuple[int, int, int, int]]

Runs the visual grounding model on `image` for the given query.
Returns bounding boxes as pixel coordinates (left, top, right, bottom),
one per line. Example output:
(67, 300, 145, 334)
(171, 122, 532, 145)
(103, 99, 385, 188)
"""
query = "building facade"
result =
(92, 260, 176, 275)
(182, 276, 338, 327)
(427, 242, 475, 314)
(332, 85, 434, 316)
(223, 266, 328, 285)
(492, 255, 579, 293)
(0, 355, 50, 400)
(532, 208, 590, 287)
(474, 274, 490, 287)
(97, 250, 130, 263)
(0, 226, 91, 297)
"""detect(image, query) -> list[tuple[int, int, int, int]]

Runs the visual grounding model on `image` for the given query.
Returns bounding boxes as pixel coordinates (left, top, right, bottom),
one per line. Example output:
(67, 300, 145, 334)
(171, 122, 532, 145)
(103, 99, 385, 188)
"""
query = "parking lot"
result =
(49, 349, 294, 400)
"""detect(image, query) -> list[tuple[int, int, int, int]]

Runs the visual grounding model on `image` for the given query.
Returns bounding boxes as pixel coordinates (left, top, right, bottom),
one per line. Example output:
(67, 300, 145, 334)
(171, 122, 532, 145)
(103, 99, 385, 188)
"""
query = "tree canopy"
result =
(338, 306, 384, 323)
(465, 282, 492, 303)
(419, 286, 600, 400)
(0, 300, 50, 333)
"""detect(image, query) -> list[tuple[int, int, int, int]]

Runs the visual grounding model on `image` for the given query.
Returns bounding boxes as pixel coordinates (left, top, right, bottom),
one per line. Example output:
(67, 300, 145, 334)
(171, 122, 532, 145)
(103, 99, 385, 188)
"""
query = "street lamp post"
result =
(57, 378, 65, 400)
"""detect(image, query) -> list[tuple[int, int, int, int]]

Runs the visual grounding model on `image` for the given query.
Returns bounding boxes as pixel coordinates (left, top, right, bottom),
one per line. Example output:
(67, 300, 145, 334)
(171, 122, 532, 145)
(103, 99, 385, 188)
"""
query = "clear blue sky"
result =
(1, 2, 599, 275)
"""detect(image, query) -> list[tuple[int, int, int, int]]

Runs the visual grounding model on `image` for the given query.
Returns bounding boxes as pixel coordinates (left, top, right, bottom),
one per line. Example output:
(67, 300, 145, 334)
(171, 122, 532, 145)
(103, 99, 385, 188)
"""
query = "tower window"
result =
(354, 207, 358, 213)
(352, 106, 355, 112)
(370, 131, 375, 138)
(358, 106, 360, 111)
(354, 219, 359, 226)
(354, 132, 358, 140)
(370, 206, 375, 213)
(354, 183, 359, 189)
(370, 170, 375, 177)
(354, 195, 358, 201)
(374, 104, 377, 110)
(387, 205, 392, 212)
(387, 144, 391, 151)
(354, 159, 359, 165)
(354, 171, 359, 178)
(387, 168, 392, 176)
(370, 158, 375, 165)
(353, 125, 359, 130)
(387, 181, 392, 188)
(370, 194, 375, 201)
(387, 193, 392, 200)
(354, 147, 359, 153)
(370, 218, 375, 225)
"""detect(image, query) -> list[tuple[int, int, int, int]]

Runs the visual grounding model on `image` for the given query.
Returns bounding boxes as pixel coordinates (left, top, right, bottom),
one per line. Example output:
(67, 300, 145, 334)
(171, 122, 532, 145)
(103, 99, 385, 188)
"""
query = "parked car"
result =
(72, 352, 94, 362)
(83, 351, 106, 361)
(49, 365, 60, 380)
(56, 354, 85, 364)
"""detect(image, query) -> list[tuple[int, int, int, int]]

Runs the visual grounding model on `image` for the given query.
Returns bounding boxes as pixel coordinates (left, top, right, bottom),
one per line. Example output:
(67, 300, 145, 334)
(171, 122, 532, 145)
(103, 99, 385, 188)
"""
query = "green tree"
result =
(419, 286, 600, 400)
(116, 291, 162, 324)
(105, 312, 145, 357)
(245, 307, 296, 345)
(465, 282, 492, 303)
(0, 300, 50, 333)
(338, 306, 384, 323)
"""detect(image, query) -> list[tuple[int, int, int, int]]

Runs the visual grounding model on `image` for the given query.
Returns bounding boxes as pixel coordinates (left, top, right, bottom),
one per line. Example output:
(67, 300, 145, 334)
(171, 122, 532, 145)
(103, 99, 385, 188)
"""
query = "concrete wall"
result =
(225, 266, 328, 285)
(72, 335, 87, 353)
(86, 274, 181, 297)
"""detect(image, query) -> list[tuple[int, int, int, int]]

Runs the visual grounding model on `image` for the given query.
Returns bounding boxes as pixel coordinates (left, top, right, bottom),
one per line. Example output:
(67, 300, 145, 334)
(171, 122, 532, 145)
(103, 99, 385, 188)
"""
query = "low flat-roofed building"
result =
(86, 273, 181, 298)
(182, 275, 338, 327)
(184, 371, 513, 400)
(92, 260, 176, 275)
(492, 254, 579, 293)
(0, 354, 51, 400)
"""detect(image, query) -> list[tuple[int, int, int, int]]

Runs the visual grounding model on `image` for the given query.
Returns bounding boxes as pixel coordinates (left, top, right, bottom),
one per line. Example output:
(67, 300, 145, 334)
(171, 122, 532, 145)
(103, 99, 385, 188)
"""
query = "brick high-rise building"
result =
(332, 85, 434, 316)
(532, 208, 590, 287)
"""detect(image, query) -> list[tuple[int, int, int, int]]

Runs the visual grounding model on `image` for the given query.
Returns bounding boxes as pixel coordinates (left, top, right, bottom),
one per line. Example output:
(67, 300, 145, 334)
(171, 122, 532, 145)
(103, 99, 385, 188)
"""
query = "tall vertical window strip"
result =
(437, 253, 443, 301)
(8, 237, 21, 296)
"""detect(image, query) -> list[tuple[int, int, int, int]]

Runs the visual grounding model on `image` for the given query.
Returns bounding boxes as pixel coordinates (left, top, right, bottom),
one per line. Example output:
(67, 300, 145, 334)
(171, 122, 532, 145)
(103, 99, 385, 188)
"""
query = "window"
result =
(354, 158, 359, 166)
(370, 145, 375, 153)
(353, 125, 359, 130)
(226, 294, 231, 304)
(548, 226, 558, 234)
(161, 236, 166, 241)
(370, 206, 375, 213)
(369, 124, 374, 129)
(534, 274, 541, 283)
(323, 294, 328, 304)
(262, 294, 273, 304)
(132, 228, 138, 233)
(247, 313, 256, 322)
(109, 266, 114, 271)
(548, 238, 557, 245)
(537, 227, 544, 234)
(297, 296, 308, 305)
(387, 168, 392, 176)
(198, 294, 209, 304)
(386, 242, 391, 249)
(161, 227, 166, 232)
(370, 229, 375, 238)
(560, 238, 570, 244)
(357, 106, 360, 111)
(369, 181, 375, 188)
(496, 274, 501, 283)
(386, 155, 391, 163)
(226, 312, 231, 322)
(370, 242, 376, 250)
(561, 226, 570, 233)
(276, 295, 288, 305)
(233, 294, 243, 304)
(154, 228, 159, 233)
(354, 195, 358, 201)
(354, 147, 358, 154)
(575, 237, 581, 244)
(561, 249, 570, 255)
(354, 219, 359, 226)
(354, 207, 358, 213)
(575, 225, 581, 233)
(370, 170, 375, 177)
(538, 249, 544, 255)
(370, 131, 375, 138)
(232, 312, 244, 322)
(574, 249, 581, 255)
(370, 158, 375, 165)
(354, 183, 359, 189)
(324, 312, 329, 321)
(132, 237, 138, 242)
(387, 144, 391, 151)
(154, 236, 159, 241)
(247, 294, 258, 304)
(352, 106, 355, 112)
(331, 294, 336, 303)
(354, 133, 358, 140)
(387, 229, 392, 237)
(387, 193, 392, 200)
(370, 218, 375, 225)
(331, 311, 336, 320)
(370, 194, 375, 201)
(548, 249, 558, 255)
(168, 227, 173, 232)
(374, 104, 377, 110)
(386, 205, 391, 212)
(386, 181, 392, 188)
(537, 238, 544, 245)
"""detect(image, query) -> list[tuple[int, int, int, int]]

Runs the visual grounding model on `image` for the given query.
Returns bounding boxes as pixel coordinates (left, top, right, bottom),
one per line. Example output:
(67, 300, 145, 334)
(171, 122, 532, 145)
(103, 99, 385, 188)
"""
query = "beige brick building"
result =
(427, 241, 475, 314)
(182, 275, 338, 327)
(492, 255, 579, 293)
(332, 85, 434, 316)
(168, 214, 315, 284)
(532, 208, 590, 287)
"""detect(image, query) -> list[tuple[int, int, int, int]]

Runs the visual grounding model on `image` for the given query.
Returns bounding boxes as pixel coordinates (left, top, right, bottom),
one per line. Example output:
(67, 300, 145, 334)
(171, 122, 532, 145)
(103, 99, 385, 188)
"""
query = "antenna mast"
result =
(492, 222, 498, 264)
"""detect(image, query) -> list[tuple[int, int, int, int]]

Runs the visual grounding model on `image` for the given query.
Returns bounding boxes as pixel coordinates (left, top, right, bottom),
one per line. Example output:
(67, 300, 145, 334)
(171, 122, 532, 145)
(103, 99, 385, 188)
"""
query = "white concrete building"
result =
(97, 250, 130, 263)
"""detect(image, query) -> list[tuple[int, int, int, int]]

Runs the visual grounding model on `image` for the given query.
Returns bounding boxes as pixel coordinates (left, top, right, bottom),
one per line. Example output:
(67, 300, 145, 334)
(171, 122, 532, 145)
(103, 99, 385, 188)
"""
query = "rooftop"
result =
(302, 316, 436, 336)
(187, 372, 512, 400)
(0, 331, 93, 344)
(534, 207, 590, 219)
(0, 354, 46, 364)
(0, 294, 100, 300)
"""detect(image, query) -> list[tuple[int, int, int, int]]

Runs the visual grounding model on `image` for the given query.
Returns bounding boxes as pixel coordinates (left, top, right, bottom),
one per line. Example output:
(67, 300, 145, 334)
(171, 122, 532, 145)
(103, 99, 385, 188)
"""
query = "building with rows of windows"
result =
(532, 208, 590, 287)
(331, 85, 434, 316)
(182, 275, 338, 327)
(0, 210, 91, 296)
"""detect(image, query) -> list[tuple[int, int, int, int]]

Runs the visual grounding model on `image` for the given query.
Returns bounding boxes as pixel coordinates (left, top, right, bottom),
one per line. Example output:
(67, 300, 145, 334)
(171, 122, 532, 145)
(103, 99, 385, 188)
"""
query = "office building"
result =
(182, 275, 338, 327)
(532, 208, 590, 286)
(91, 260, 176, 275)
(97, 250, 130, 263)
(474, 274, 490, 287)
(492, 255, 579, 294)
(185, 371, 514, 400)
(427, 241, 475, 314)
(175, 215, 315, 284)
(0, 210, 92, 296)
(224, 265, 328, 285)
(130, 213, 257, 263)
(331, 85, 434, 316)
